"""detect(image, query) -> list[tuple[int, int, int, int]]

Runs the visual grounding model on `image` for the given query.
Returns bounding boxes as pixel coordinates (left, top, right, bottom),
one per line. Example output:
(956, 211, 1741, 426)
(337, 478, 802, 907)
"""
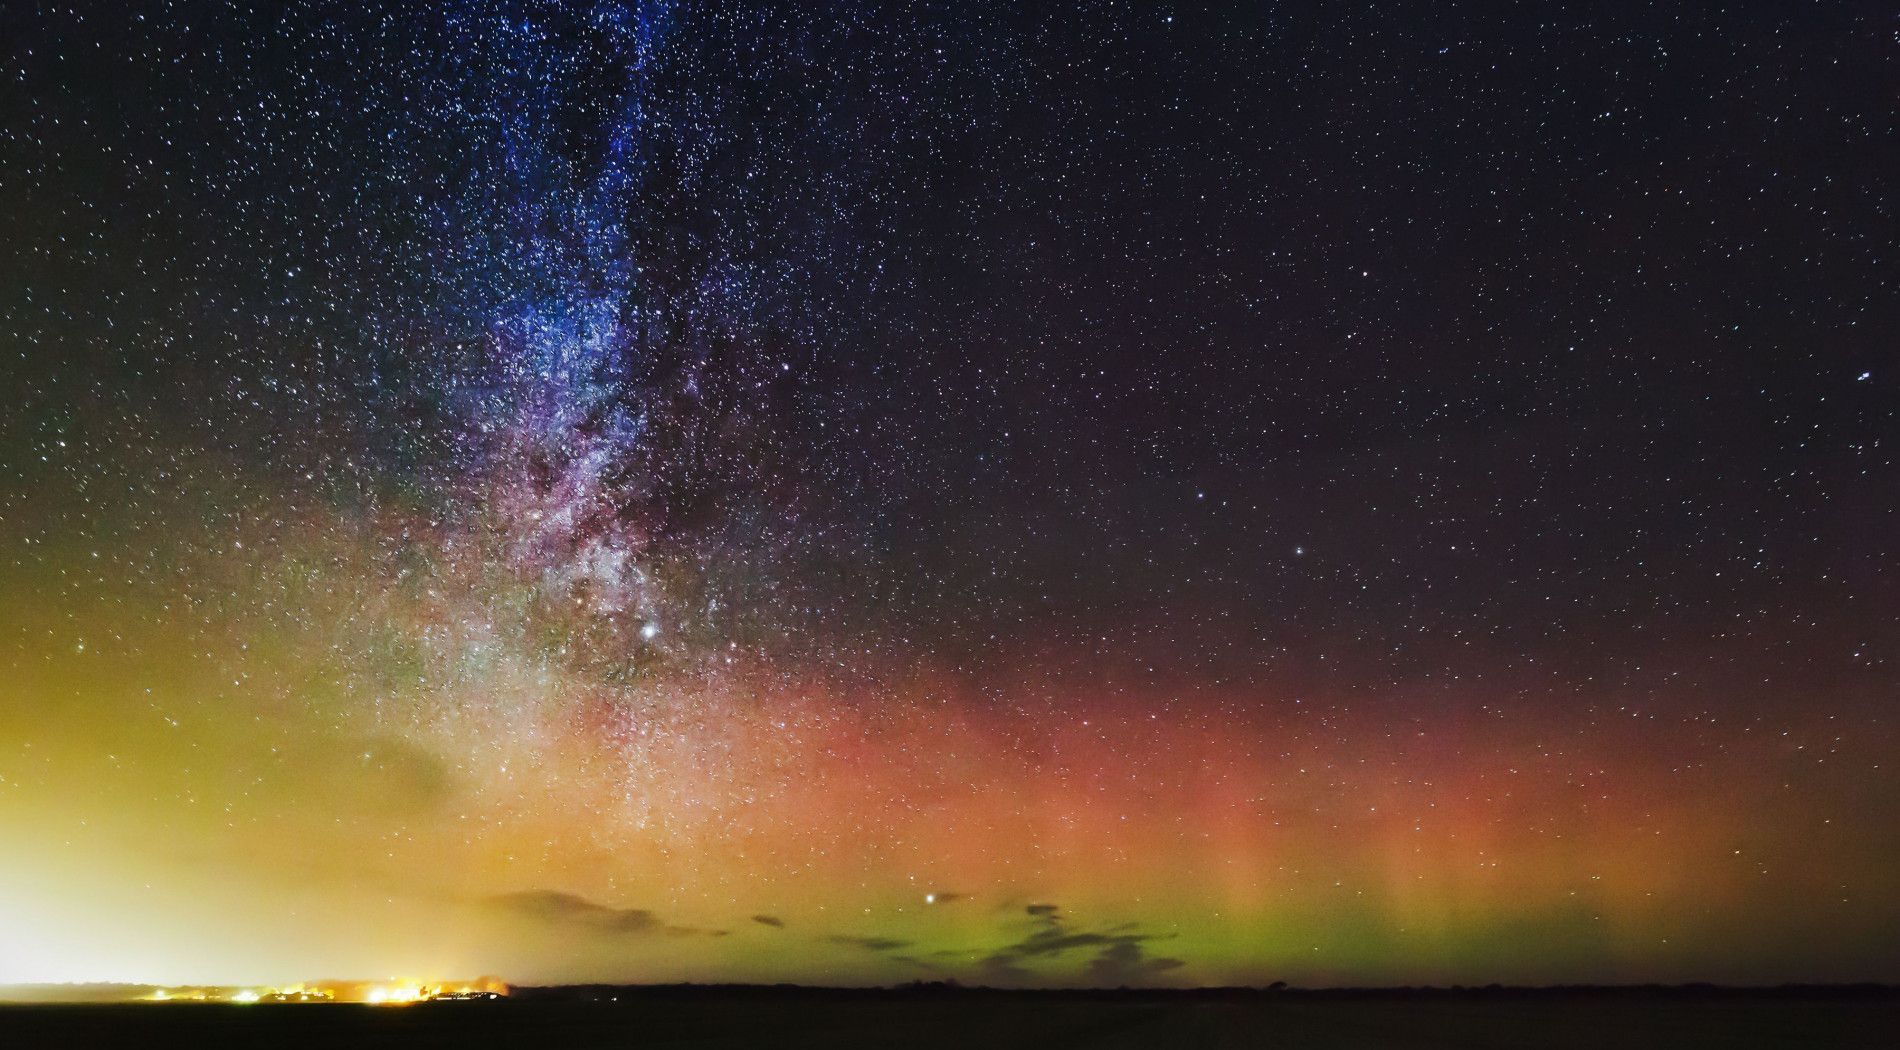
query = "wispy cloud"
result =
(484, 891, 721, 938)
(982, 903, 1183, 986)
(828, 934, 913, 953)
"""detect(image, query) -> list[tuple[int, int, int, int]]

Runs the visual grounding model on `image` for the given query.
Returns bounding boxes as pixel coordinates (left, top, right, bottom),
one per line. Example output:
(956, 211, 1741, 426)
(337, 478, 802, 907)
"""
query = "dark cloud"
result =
(979, 953, 1036, 984)
(982, 904, 1183, 987)
(1084, 938, 1186, 985)
(486, 891, 658, 933)
(828, 934, 913, 953)
(752, 914, 785, 928)
(888, 955, 942, 972)
(484, 891, 714, 938)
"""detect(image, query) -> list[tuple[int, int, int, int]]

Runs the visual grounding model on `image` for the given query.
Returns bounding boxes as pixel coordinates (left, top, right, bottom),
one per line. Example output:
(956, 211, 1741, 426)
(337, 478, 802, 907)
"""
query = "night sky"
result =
(2, 1, 1895, 988)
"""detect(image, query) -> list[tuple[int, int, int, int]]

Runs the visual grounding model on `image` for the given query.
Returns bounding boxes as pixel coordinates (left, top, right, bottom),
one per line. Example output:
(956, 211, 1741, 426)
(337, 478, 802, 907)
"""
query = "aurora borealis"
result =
(2, 0, 1896, 991)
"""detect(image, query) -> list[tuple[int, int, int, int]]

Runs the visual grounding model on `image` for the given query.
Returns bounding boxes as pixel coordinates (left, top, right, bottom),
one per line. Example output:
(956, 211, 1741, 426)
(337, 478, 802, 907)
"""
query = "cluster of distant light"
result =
(143, 979, 509, 1005)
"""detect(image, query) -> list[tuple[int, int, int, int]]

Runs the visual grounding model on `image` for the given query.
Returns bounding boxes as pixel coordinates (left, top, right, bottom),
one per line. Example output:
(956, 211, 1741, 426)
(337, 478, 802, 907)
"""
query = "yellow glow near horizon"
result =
(4, 457, 1897, 991)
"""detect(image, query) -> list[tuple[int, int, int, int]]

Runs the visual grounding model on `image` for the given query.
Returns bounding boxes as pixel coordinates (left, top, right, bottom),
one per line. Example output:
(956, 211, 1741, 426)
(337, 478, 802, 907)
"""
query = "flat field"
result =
(3, 989, 1896, 1049)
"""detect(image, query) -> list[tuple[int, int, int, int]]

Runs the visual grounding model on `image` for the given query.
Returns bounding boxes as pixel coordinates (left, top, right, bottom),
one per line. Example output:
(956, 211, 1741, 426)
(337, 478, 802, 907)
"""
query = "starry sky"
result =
(1, 1, 1895, 988)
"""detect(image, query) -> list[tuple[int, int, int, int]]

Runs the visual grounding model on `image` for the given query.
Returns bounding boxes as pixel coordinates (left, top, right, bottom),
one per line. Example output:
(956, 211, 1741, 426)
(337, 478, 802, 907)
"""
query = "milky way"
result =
(2, 2, 1896, 987)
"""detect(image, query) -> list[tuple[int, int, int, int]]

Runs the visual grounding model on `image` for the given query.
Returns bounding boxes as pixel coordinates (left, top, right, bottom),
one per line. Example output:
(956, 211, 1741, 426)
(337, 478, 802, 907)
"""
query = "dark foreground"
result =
(5, 988, 1897, 1049)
